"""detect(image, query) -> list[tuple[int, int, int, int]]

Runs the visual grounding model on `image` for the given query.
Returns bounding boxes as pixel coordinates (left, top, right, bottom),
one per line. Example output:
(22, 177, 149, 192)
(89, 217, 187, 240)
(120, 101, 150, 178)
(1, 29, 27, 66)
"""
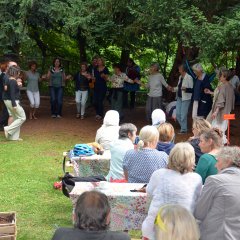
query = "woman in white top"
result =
(142, 142, 202, 240)
(146, 63, 171, 123)
(95, 110, 120, 150)
(106, 123, 137, 181)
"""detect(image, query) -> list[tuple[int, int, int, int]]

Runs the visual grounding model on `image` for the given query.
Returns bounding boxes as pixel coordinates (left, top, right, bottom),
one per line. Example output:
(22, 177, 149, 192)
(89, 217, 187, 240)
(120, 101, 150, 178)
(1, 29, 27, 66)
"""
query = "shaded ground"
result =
(18, 93, 240, 146)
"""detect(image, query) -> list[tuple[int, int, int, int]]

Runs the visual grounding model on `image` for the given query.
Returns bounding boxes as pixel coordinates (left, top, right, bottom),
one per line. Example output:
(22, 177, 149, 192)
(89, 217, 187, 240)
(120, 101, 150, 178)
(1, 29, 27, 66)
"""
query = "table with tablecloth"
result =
(69, 150, 111, 177)
(69, 182, 151, 231)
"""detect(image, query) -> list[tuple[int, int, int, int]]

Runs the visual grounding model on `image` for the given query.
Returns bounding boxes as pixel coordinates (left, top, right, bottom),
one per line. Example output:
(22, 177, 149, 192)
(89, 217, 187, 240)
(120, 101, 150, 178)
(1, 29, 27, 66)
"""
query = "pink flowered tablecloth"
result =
(71, 151, 111, 177)
(69, 182, 151, 231)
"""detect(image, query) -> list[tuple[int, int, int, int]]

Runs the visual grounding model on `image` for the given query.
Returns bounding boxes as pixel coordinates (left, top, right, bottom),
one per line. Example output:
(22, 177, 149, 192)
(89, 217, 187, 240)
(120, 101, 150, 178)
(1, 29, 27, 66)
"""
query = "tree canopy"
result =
(1, 0, 240, 79)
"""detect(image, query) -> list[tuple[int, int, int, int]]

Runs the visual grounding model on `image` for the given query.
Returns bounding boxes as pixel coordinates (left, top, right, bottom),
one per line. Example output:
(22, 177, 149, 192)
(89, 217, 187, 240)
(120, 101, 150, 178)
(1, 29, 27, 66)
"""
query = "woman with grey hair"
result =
(146, 63, 172, 123)
(192, 63, 213, 119)
(106, 123, 137, 182)
(194, 146, 240, 240)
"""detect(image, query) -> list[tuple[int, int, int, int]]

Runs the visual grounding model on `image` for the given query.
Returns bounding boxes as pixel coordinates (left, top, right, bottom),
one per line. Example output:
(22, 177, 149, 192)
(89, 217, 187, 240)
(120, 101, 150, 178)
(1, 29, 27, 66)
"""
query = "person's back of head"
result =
(119, 123, 137, 142)
(151, 109, 166, 126)
(7, 65, 21, 79)
(158, 123, 174, 143)
(103, 110, 119, 127)
(74, 191, 110, 231)
(192, 117, 211, 137)
(155, 205, 200, 240)
(137, 125, 159, 150)
(168, 142, 195, 174)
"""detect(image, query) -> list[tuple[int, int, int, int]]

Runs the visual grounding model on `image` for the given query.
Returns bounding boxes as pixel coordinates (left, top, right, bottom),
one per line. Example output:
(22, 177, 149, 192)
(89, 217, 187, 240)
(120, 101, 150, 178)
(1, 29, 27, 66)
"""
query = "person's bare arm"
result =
(124, 170, 128, 182)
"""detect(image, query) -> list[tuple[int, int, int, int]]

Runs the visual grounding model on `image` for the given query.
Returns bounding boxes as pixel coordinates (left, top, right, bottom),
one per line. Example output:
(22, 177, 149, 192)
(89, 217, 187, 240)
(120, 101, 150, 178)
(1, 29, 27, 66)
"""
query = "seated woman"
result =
(194, 146, 240, 240)
(106, 123, 137, 182)
(52, 191, 130, 240)
(156, 123, 175, 155)
(195, 128, 223, 184)
(188, 117, 211, 164)
(142, 142, 202, 240)
(95, 110, 120, 150)
(154, 205, 200, 240)
(123, 125, 168, 183)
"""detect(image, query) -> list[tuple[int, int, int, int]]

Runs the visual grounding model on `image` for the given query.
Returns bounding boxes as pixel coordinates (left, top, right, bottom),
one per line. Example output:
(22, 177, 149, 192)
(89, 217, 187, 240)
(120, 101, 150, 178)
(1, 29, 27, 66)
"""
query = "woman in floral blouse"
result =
(108, 63, 135, 119)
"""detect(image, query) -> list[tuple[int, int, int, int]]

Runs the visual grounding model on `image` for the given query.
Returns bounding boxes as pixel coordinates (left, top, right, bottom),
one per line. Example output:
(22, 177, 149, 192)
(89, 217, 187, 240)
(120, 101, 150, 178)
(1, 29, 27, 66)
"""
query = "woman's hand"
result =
(204, 88, 212, 95)
(134, 79, 141, 85)
(181, 86, 186, 92)
(167, 85, 173, 92)
(211, 111, 217, 119)
(66, 75, 72, 81)
(16, 78, 23, 87)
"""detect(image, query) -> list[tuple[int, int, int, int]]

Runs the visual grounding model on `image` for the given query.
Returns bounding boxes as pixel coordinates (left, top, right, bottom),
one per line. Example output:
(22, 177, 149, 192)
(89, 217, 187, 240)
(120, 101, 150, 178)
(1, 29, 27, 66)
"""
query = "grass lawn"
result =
(0, 132, 88, 240)
(0, 132, 141, 240)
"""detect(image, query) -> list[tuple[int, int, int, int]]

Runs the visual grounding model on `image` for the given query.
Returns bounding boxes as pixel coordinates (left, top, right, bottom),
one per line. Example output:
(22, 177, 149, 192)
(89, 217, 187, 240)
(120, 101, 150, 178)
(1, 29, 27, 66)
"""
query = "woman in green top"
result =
(46, 58, 66, 118)
(196, 128, 223, 183)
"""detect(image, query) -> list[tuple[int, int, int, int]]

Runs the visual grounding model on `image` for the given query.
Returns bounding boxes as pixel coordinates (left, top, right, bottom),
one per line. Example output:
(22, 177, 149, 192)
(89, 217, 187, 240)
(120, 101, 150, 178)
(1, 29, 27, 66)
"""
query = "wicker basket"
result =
(0, 212, 16, 240)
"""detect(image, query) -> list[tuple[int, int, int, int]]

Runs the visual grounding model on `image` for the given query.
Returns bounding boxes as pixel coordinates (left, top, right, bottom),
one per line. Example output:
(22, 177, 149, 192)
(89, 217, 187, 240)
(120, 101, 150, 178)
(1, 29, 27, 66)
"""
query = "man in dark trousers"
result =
(0, 59, 9, 130)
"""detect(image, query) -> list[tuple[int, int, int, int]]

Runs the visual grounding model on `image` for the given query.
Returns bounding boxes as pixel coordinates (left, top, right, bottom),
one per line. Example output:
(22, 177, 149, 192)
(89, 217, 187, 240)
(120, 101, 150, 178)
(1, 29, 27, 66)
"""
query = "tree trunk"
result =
(77, 27, 87, 63)
(120, 49, 130, 64)
(29, 29, 48, 72)
(120, 49, 130, 71)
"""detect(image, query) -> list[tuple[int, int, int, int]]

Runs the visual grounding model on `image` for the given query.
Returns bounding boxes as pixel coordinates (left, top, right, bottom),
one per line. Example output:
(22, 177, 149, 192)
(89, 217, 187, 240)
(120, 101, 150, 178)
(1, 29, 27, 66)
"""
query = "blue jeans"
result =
(176, 97, 191, 132)
(50, 87, 63, 116)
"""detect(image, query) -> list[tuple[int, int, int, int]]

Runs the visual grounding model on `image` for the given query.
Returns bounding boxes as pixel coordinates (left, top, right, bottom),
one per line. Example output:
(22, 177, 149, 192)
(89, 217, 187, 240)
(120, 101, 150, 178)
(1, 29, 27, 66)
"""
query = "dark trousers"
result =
(111, 88, 123, 118)
(0, 100, 9, 126)
(50, 87, 63, 116)
(94, 88, 107, 117)
(123, 90, 136, 109)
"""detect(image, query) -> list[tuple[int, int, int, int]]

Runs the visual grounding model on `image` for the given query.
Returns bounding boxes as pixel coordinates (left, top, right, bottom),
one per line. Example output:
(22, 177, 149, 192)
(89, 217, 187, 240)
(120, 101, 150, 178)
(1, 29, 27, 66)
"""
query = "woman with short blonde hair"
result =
(195, 146, 240, 240)
(168, 142, 195, 174)
(142, 142, 202, 240)
(156, 123, 175, 155)
(123, 125, 168, 183)
(155, 205, 200, 240)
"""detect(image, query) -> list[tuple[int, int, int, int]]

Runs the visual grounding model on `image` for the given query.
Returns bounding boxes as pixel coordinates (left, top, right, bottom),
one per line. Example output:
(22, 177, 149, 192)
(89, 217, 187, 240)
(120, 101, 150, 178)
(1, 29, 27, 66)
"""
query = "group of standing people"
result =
(145, 61, 236, 144)
(0, 54, 238, 143)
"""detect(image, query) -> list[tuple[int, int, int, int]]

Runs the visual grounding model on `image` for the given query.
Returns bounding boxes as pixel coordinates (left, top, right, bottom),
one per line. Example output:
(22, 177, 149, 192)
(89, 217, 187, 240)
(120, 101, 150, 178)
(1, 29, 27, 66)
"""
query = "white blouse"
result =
(142, 168, 202, 239)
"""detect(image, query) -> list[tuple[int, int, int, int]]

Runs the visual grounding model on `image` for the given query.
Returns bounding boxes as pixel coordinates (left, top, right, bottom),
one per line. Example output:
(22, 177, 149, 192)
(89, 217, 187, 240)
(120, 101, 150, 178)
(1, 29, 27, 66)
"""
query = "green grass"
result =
(0, 133, 83, 240)
(0, 133, 141, 240)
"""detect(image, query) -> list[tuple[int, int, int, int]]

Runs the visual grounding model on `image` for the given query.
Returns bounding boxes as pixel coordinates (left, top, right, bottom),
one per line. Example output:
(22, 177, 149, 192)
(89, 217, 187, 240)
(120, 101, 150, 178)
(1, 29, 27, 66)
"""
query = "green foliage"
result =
(1, 0, 240, 84)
